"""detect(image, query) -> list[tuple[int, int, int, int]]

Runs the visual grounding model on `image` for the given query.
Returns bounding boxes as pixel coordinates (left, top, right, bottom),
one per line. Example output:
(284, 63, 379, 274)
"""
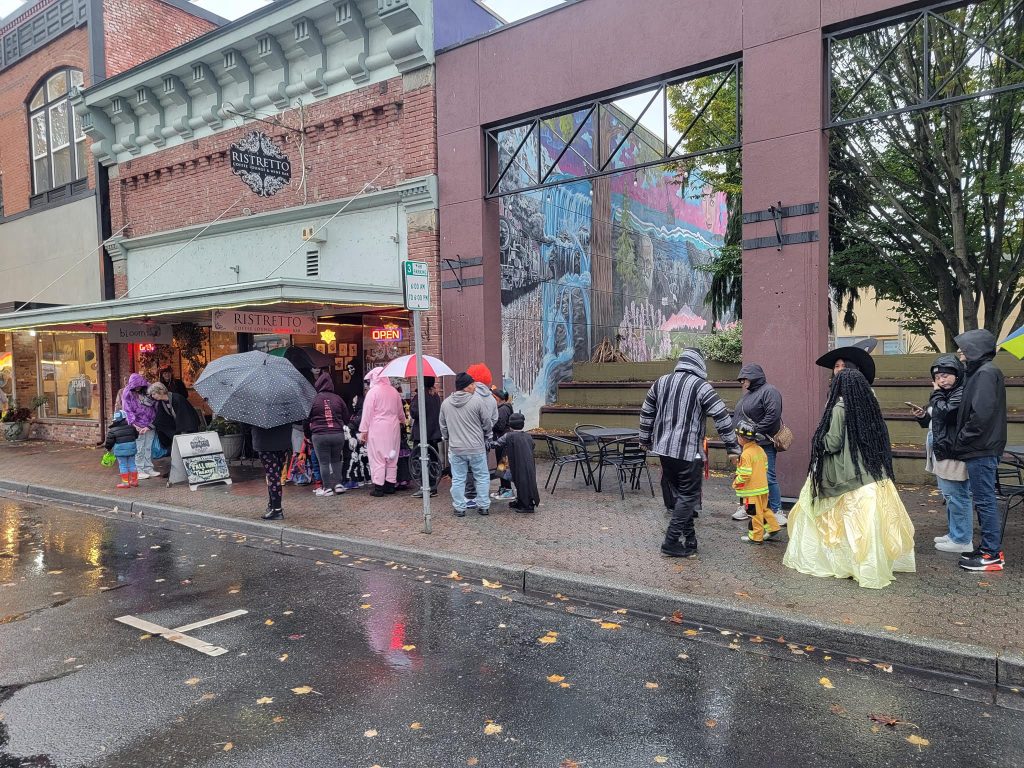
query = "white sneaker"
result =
(774, 512, 788, 527)
(731, 506, 747, 521)
(934, 534, 951, 544)
(314, 487, 334, 497)
(334, 485, 346, 494)
(935, 539, 974, 553)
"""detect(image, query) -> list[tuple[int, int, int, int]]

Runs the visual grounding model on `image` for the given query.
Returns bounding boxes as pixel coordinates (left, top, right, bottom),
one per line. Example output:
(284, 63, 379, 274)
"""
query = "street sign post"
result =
(403, 260, 433, 533)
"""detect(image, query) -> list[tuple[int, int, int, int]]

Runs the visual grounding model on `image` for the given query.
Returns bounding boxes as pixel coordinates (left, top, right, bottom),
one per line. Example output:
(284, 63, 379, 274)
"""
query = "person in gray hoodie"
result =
(440, 372, 498, 517)
(731, 363, 785, 525)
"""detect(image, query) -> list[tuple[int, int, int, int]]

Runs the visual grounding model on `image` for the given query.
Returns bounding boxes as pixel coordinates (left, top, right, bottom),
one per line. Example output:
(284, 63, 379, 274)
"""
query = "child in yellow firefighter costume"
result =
(733, 421, 783, 543)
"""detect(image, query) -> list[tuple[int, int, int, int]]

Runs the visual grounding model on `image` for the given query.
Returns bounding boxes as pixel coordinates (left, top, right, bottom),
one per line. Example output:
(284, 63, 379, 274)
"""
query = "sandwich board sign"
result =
(169, 431, 232, 490)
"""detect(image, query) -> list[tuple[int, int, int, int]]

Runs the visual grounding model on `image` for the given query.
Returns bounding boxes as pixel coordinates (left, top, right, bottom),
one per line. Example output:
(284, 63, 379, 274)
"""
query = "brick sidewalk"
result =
(1, 439, 1021, 657)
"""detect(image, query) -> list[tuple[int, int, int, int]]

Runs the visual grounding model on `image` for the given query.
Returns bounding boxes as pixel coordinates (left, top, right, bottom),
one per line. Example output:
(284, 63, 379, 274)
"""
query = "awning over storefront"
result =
(0, 278, 403, 332)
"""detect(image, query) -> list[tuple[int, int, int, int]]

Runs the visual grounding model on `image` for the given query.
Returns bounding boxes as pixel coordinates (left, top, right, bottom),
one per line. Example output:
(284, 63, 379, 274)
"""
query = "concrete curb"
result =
(1, 480, 1017, 687)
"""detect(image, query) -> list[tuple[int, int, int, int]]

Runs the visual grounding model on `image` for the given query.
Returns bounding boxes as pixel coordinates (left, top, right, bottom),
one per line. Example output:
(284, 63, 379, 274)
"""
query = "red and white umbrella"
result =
(379, 354, 456, 378)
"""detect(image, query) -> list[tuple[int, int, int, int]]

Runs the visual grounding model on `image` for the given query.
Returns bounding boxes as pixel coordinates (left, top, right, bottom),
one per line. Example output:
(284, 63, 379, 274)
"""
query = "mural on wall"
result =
(497, 111, 730, 426)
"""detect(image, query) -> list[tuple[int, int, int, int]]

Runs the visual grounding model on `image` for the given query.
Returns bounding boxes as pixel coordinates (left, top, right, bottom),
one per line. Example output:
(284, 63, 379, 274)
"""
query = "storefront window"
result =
(36, 333, 100, 420)
(0, 334, 12, 411)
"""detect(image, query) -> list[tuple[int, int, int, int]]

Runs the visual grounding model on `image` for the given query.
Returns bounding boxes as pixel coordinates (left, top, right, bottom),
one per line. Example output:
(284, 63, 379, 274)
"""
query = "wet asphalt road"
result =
(0, 495, 1021, 768)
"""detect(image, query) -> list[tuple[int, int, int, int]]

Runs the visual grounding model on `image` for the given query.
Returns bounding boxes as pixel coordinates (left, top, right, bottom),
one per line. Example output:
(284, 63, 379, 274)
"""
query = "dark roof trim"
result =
(158, 0, 229, 26)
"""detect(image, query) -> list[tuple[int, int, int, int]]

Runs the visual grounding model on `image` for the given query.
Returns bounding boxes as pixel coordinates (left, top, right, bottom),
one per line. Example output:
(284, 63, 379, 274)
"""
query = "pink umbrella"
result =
(379, 354, 456, 378)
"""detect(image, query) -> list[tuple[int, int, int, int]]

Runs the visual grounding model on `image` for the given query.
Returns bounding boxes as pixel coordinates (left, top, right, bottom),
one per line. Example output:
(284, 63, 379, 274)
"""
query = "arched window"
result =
(28, 69, 87, 196)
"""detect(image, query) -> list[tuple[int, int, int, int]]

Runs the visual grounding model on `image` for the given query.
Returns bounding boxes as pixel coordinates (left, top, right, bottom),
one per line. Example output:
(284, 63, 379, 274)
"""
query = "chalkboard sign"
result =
(169, 431, 232, 491)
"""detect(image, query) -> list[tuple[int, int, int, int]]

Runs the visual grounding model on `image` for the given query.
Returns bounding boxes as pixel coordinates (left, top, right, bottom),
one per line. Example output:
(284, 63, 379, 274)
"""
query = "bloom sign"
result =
(230, 131, 292, 196)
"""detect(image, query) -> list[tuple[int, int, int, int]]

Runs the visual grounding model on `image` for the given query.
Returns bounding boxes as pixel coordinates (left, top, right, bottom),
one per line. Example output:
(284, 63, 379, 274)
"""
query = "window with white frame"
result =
(28, 69, 87, 196)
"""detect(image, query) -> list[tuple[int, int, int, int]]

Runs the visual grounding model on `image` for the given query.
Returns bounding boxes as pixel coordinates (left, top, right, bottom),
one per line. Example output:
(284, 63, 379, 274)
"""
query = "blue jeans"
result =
(765, 443, 781, 513)
(965, 455, 1001, 555)
(936, 475, 973, 545)
(116, 455, 137, 473)
(450, 452, 490, 512)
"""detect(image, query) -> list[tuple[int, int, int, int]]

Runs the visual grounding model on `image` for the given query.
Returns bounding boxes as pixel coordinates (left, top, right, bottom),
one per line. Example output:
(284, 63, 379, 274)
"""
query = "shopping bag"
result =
(101, 451, 117, 468)
(151, 435, 169, 460)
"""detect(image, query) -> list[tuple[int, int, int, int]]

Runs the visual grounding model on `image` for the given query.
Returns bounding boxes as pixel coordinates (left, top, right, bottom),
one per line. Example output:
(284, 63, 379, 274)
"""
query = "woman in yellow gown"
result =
(783, 355, 916, 589)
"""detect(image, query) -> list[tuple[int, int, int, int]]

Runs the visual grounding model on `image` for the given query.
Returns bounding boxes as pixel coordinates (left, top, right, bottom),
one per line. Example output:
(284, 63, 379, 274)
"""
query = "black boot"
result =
(383, 482, 396, 495)
(660, 538, 692, 557)
(683, 535, 698, 554)
(262, 507, 284, 521)
(370, 485, 385, 497)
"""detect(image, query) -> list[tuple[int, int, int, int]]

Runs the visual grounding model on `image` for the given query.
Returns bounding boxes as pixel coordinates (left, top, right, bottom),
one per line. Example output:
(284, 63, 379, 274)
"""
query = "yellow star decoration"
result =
(319, 329, 337, 344)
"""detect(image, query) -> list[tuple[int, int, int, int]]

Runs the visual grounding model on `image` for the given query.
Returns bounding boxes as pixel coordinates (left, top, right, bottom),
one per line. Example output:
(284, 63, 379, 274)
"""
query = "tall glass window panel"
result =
(27, 69, 85, 195)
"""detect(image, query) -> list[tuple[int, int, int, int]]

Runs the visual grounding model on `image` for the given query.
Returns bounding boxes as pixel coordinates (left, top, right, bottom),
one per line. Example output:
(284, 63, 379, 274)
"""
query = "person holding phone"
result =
(911, 355, 972, 554)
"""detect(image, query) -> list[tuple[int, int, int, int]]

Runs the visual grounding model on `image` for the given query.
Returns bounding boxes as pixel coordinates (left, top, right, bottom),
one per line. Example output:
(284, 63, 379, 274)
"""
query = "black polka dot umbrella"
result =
(194, 351, 317, 429)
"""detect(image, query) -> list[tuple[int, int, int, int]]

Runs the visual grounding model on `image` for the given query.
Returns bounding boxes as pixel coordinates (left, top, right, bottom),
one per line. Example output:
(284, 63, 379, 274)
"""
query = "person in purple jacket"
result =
(121, 372, 158, 479)
(307, 370, 351, 497)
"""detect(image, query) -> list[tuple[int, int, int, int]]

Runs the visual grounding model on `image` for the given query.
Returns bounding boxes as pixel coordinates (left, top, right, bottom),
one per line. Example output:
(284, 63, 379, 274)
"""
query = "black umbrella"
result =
(283, 345, 334, 370)
(194, 351, 316, 428)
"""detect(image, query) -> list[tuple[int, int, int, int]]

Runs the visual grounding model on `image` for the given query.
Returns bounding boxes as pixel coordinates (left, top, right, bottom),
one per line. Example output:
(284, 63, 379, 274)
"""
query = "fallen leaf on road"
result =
(728, 643, 741, 650)
(560, 760, 581, 768)
(538, 631, 558, 645)
(599, 622, 622, 630)
(804, 646, 815, 652)
(705, 719, 717, 728)
(360, 604, 372, 609)
(228, 588, 240, 594)
(819, 678, 834, 689)
(829, 704, 846, 715)
(184, 678, 200, 686)
(749, 636, 764, 644)
(46, 570, 62, 575)
(654, 758, 668, 765)
(282, 610, 293, 616)
(291, 685, 315, 695)
(906, 735, 930, 749)
(401, 644, 416, 651)
(734, 591, 749, 598)
(684, 629, 699, 636)
(467, 759, 479, 766)
(446, 570, 463, 580)
(288, 634, 305, 640)
(222, 743, 233, 751)
(483, 723, 503, 736)
(332, 550, 342, 556)
(482, 579, 502, 589)
(139, 634, 152, 640)
(410, 722, 423, 730)
(256, 697, 273, 705)
(677, 654, 689, 660)
(265, 619, 274, 626)
(613, 608, 627, 614)
(547, 674, 565, 683)
(559, 682, 571, 688)
(645, 682, 659, 689)
(364, 729, 378, 738)
(272, 716, 285, 723)
(869, 714, 914, 728)
(198, 693, 216, 702)
(873, 663, 893, 673)
(669, 611, 684, 624)
(883, 626, 899, 632)
(278, 653, 288, 662)
(978, 581, 991, 588)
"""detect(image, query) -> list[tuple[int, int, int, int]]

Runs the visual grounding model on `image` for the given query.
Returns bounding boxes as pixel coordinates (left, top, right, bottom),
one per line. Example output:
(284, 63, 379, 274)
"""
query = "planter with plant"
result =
(1, 396, 48, 442)
(210, 416, 244, 461)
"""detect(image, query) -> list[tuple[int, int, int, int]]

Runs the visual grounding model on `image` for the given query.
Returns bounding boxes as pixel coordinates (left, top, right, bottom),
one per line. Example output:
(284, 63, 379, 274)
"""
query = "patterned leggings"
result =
(259, 451, 290, 509)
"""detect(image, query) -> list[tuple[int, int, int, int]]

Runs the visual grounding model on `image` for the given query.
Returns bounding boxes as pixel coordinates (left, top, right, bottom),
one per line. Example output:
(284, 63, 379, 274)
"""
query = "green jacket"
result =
(819, 400, 873, 498)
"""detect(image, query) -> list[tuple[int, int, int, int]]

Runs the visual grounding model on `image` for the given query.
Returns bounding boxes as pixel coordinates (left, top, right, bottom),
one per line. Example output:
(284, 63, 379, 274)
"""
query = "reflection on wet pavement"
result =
(0, 496, 1022, 768)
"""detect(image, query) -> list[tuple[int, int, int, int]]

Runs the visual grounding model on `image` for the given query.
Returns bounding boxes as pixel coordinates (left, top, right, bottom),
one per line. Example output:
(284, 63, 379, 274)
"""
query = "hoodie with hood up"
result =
(121, 372, 156, 429)
(639, 349, 740, 461)
(308, 370, 350, 435)
(440, 388, 497, 456)
(953, 329, 1007, 460)
(918, 353, 965, 466)
(731, 363, 783, 447)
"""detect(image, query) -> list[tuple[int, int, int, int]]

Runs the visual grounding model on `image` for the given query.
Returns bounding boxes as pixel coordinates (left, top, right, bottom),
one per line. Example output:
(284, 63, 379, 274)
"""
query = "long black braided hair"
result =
(809, 368, 894, 498)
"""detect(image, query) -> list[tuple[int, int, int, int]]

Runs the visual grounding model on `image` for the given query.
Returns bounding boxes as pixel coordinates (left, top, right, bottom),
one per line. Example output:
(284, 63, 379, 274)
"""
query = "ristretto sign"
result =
(211, 310, 317, 335)
(229, 131, 292, 197)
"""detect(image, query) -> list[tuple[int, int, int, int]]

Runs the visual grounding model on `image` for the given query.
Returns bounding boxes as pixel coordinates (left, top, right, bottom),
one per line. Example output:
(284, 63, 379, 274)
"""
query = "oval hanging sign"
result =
(230, 131, 292, 197)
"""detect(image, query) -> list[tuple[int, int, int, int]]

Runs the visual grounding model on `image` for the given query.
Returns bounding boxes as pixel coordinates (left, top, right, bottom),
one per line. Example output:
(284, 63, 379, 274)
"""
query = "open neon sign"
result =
(371, 326, 403, 342)
(138, 343, 157, 353)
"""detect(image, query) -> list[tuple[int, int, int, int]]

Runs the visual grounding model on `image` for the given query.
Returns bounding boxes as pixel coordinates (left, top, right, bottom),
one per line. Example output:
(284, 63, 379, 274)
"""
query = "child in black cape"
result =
(492, 413, 540, 512)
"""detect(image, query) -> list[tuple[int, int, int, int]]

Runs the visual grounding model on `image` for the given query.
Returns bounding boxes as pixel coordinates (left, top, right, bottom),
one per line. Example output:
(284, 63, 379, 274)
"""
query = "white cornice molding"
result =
(80, 0, 434, 167)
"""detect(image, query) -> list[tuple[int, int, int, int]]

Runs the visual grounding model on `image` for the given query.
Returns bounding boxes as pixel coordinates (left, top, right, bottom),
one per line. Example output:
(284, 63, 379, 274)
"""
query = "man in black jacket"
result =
(410, 376, 442, 498)
(953, 330, 1007, 572)
(731, 363, 785, 525)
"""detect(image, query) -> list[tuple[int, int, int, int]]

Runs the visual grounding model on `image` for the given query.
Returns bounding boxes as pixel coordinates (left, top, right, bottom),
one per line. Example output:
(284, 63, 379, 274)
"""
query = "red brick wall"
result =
(0, 27, 93, 217)
(108, 77, 437, 238)
(102, 0, 218, 78)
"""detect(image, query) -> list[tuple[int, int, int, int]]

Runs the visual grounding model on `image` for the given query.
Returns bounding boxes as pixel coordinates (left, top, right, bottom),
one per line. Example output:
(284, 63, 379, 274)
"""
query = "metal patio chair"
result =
(543, 434, 593, 494)
(997, 449, 1024, 541)
(595, 437, 655, 500)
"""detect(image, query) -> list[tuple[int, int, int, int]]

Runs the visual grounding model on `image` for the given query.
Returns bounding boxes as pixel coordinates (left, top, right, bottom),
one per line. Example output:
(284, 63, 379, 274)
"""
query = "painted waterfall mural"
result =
(497, 115, 730, 426)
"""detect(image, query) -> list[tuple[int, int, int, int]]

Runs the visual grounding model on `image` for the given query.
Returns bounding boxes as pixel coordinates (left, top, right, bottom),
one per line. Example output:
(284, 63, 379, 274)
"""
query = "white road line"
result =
(115, 609, 248, 657)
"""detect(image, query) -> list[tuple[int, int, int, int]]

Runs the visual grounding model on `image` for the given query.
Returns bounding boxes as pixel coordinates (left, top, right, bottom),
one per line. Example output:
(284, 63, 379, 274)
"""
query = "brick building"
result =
(0, 0, 443, 442)
(0, 0, 223, 441)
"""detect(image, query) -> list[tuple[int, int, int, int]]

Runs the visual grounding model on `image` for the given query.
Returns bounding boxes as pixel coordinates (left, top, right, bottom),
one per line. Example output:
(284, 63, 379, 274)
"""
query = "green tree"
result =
(614, 194, 642, 309)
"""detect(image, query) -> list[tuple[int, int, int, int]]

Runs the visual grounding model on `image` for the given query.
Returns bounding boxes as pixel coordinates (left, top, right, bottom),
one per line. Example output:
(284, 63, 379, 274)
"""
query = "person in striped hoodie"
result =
(639, 348, 741, 558)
